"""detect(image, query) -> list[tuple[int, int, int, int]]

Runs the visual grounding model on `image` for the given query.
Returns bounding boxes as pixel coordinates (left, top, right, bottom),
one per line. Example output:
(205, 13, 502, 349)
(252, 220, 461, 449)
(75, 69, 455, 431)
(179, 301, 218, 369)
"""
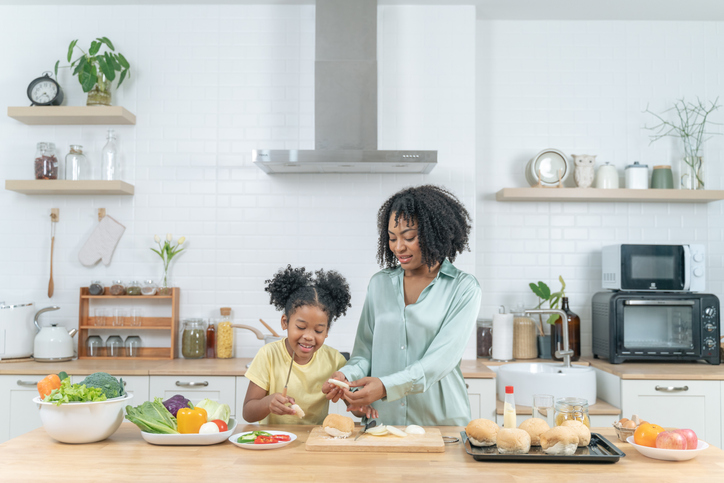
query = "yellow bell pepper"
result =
(177, 407, 208, 434)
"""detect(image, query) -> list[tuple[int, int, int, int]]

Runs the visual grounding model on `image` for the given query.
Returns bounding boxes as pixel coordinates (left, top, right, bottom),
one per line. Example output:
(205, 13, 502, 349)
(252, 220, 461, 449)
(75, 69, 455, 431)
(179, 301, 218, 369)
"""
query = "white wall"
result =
(477, 20, 724, 355)
(0, 5, 477, 358)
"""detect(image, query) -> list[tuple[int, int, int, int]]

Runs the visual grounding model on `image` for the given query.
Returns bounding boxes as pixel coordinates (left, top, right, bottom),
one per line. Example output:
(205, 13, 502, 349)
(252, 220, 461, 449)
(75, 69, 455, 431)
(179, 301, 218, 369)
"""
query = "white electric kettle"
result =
(0, 301, 37, 360)
(33, 306, 77, 362)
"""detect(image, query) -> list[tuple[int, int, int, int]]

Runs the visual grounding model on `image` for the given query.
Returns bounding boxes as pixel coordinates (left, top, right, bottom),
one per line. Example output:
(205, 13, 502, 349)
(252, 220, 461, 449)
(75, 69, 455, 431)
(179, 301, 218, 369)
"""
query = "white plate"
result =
(228, 430, 297, 450)
(626, 436, 709, 461)
(140, 419, 237, 445)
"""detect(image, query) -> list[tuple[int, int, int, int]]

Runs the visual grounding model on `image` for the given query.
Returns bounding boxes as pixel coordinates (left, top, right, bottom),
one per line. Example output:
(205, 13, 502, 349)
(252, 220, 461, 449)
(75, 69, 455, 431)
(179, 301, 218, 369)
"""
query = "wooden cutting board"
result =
(305, 426, 444, 453)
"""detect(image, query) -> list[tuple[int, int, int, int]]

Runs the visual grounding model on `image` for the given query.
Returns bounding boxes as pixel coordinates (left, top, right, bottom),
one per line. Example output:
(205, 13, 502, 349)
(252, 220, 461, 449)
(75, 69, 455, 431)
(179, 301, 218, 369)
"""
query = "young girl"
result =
(243, 265, 377, 424)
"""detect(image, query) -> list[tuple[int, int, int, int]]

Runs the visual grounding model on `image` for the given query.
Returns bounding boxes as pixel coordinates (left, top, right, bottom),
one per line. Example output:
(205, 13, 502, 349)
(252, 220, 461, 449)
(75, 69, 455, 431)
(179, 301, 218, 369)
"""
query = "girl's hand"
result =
(347, 404, 379, 420)
(344, 377, 386, 407)
(268, 393, 296, 416)
(322, 371, 349, 403)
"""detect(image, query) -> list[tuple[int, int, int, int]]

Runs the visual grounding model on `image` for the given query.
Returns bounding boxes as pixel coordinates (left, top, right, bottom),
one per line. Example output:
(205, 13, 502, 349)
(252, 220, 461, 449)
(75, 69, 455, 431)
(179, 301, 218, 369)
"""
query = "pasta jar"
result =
(181, 319, 206, 359)
(512, 309, 538, 360)
(216, 307, 233, 359)
(554, 397, 590, 428)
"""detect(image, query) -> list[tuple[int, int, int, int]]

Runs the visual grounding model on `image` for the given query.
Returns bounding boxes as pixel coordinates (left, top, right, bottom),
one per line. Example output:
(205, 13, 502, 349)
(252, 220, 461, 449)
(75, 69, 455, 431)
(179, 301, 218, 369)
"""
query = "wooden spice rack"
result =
(77, 287, 179, 360)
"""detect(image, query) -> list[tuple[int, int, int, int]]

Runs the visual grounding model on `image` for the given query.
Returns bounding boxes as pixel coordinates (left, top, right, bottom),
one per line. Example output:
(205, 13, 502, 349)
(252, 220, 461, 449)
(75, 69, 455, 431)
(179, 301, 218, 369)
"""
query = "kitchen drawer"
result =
(150, 376, 236, 417)
(621, 379, 721, 448)
(71, 375, 149, 403)
(0, 375, 44, 443)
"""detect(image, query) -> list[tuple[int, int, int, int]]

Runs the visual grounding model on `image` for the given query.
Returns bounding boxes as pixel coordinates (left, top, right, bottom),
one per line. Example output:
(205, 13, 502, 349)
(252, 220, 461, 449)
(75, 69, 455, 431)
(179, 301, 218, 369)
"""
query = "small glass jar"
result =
(126, 281, 142, 296)
(89, 280, 104, 296)
(106, 335, 124, 357)
(512, 308, 538, 360)
(86, 335, 103, 357)
(181, 319, 206, 359)
(124, 336, 142, 358)
(476, 319, 493, 359)
(34, 142, 59, 180)
(65, 144, 89, 180)
(109, 280, 126, 296)
(554, 397, 590, 428)
(216, 307, 233, 359)
(141, 279, 157, 296)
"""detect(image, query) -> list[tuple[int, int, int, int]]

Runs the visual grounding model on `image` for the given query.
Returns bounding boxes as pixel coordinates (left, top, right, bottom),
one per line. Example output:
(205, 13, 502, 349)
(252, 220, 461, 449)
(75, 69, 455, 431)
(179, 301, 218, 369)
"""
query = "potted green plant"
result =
(644, 97, 721, 190)
(151, 234, 186, 296)
(54, 37, 131, 106)
(529, 276, 566, 359)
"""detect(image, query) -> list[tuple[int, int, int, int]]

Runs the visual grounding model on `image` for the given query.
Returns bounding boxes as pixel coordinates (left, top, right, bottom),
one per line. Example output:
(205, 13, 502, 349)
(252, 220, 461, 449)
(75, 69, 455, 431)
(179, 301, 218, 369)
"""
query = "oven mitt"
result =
(78, 215, 126, 267)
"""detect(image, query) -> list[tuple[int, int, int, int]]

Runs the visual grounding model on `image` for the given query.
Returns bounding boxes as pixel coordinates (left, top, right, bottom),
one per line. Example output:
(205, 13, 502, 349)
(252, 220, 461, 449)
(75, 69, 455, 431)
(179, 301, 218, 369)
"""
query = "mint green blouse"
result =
(340, 260, 482, 426)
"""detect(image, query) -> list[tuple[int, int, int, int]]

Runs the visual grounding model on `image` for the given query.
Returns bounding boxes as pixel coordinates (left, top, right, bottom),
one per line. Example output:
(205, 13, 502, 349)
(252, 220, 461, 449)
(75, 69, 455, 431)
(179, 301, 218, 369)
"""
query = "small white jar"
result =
(595, 162, 619, 189)
(625, 161, 649, 189)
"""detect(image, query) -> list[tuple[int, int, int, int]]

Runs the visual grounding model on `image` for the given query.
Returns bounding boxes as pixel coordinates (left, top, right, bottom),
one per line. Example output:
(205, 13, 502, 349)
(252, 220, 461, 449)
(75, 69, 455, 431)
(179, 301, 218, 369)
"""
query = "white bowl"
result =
(141, 419, 237, 445)
(229, 430, 297, 450)
(33, 394, 133, 444)
(626, 436, 709, 461)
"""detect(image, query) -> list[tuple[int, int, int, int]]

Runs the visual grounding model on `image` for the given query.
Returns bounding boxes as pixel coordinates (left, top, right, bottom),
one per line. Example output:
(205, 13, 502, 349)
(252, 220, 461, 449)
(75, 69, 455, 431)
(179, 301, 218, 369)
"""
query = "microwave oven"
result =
(602, 244, 705, 292)
(592, 291, 720, 364)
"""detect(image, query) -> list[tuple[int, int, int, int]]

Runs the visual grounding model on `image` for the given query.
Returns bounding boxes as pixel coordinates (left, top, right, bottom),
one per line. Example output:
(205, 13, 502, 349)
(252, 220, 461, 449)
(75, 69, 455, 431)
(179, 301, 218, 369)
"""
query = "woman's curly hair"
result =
(376, 185, 471, 269)
(265, 265, 352, 329)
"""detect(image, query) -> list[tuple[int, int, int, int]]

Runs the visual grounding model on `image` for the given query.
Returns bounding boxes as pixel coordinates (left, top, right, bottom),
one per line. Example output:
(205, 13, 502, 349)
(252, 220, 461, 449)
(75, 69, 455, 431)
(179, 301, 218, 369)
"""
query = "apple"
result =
(655, 430, 688, 450)
(674, 429, 699, 450)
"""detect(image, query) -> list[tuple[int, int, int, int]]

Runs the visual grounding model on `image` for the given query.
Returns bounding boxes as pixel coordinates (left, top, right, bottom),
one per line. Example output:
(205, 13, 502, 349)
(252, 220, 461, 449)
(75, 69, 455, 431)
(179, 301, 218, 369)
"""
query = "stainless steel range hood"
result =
(253, 0, 437, 174)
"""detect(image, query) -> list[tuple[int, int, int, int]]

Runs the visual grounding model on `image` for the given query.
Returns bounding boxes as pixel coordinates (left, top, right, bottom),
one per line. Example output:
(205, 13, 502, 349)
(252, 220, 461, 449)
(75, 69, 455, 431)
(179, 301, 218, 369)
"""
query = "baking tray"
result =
(461, 431, 626, 463)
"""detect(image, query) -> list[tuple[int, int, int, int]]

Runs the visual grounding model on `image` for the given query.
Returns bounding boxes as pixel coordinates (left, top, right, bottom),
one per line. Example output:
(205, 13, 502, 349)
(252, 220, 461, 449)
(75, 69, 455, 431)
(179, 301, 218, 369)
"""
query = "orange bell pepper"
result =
(37, 374, 61, 398)
(177, 407, 208, 434)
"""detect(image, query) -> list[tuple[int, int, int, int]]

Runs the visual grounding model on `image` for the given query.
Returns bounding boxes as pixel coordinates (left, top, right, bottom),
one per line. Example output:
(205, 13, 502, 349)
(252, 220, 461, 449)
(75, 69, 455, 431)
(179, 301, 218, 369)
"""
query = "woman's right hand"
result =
(268, 393, 296, 416)
(322, 371, 349, 403)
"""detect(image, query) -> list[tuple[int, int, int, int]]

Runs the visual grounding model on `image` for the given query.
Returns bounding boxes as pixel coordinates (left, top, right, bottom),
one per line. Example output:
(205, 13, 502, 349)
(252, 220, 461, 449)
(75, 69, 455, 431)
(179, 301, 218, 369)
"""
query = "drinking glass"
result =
(124, 336, 142, 357)
(92, 308, 107, 327)
(532, 394, 555, 427)
(106, 335, 123, 357)
(114, 308, 130, 327)
(86, 335, 103, 357)
(130, 308, 142, 327)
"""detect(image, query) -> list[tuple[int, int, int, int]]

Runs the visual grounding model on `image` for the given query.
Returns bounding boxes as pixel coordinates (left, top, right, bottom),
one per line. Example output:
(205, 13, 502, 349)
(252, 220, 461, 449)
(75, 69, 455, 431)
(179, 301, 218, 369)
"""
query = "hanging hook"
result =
(98, 208, 106, 221)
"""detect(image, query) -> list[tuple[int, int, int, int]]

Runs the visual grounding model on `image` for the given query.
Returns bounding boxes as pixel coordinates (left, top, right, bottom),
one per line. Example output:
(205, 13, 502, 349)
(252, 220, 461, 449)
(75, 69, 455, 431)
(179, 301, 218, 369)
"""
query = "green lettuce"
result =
(43, 378, 107, 406)
(195, 398, 230, 424)
(125, 398, 179, 434)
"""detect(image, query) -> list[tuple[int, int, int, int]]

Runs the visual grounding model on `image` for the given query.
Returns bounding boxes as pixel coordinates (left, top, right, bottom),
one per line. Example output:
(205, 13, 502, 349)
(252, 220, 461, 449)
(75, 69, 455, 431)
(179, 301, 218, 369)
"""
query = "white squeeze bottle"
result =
(503, 385, 516, 429)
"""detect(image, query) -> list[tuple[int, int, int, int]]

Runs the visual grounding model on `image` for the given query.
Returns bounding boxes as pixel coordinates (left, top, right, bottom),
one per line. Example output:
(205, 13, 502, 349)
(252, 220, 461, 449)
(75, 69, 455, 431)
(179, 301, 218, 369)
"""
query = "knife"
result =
(282, 352, 294, 398)
(354, 419, 377, 441)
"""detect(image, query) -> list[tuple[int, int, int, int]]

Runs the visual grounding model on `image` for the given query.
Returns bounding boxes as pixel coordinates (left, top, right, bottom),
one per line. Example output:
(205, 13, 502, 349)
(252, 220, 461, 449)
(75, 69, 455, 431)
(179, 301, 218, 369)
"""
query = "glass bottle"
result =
(106, 335, 123, 357)
(34, 142, 59, 180)
(65, 145, 89, 180)
(551, 297, 581, 362)
(554, 397, 590, 428)
(124, 336, 142, 358)
(100, 129, 119, 180)
(216, 307, 233, 359)
(503, 386, 516, 429)
(206, 321, 216, 359)
(476, 318, 493, 359)
(181, 319, 206, 359)
(86, 335, 103, 357)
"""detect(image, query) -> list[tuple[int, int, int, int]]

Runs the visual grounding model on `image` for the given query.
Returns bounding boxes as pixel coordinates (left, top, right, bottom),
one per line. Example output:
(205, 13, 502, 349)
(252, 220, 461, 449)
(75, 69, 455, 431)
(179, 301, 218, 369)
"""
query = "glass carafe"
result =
(182, 319, 206, 359)
(65, 144, 89, 180)
(551, 297, 581, 362)
(100, 129, 119, 180)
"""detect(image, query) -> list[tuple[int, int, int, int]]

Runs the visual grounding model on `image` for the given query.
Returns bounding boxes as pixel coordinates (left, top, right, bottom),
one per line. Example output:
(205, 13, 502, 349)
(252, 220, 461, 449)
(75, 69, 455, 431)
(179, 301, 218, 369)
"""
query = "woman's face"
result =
(388, 213, 424, 272)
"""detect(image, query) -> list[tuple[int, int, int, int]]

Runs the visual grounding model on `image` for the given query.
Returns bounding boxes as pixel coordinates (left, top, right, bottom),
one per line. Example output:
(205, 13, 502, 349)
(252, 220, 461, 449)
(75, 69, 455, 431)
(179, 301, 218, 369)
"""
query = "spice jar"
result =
(141, 279, 157, 296)
(554, 397, 590, 428)
(34, 142, 59, 180)
(512, 307, 537, 360)
(216, 307, 233, 359)
(476, 319, 492, 359)
(65, 144, 89, 180)
(182, 319, 206, 359)
(106, 335, 123, 357)
(89, 280, 104, 296)
(206, 321, 216, 359)
(126, 281, 142, 296)
(109, 280, 126, 296)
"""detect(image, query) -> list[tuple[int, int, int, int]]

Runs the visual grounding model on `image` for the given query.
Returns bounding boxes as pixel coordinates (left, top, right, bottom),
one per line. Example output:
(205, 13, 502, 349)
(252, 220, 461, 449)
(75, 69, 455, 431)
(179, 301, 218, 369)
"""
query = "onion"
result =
(199, 422, 220, 434)
(405, 425, 425, 435)
(327, 379, 350, 390)
(387, 426, 408, 437)
(366, 425, 388, 436)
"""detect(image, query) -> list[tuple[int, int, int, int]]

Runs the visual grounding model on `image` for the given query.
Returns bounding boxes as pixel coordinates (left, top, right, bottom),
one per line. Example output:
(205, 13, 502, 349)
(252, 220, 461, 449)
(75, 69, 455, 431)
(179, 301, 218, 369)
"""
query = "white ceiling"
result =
(2, 0, 724, 21)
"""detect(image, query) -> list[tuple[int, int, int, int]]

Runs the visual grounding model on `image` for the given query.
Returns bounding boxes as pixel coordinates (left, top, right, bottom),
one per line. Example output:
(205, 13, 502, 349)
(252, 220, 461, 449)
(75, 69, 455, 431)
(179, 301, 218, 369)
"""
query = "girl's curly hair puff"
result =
(376, 185, 472, 269)
(265, 265, 352, 329)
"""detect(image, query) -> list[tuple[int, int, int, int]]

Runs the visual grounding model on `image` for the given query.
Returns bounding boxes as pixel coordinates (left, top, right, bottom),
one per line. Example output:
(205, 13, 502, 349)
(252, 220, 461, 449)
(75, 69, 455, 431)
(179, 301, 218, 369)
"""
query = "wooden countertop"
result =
(585, 357, 724, 380)
(1, 423, 722, 482)
(495, 398, 621, 416)
(459, 359, 496, 379)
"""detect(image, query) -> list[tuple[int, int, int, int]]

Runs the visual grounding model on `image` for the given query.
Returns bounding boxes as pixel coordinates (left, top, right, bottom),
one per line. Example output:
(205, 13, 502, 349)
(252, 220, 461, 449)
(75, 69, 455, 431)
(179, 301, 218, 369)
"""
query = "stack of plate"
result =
(525, 149, 571, 187)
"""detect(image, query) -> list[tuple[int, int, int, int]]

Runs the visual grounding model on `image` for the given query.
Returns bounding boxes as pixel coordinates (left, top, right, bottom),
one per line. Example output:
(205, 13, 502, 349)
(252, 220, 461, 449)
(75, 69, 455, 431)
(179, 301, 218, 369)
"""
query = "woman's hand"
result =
(268, 393, 296, 416)
(322, 371, 349, 403)
(347, 404, 379, 420)
(344, 377, 386, 407)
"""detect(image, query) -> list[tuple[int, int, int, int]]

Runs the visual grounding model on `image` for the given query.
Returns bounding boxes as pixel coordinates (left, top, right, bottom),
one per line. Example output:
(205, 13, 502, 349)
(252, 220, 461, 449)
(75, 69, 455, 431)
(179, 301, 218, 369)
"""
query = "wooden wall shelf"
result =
(496, 187, 724, 203)
(77, 287, 179, 360)
(7, 106, 136, 125)
(5, 180, 134, 195)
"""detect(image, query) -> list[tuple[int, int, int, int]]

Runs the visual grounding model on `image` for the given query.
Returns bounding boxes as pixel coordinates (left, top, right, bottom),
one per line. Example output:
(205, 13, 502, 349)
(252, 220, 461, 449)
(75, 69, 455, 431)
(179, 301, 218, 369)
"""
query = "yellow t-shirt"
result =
(244, 339, 347, 425)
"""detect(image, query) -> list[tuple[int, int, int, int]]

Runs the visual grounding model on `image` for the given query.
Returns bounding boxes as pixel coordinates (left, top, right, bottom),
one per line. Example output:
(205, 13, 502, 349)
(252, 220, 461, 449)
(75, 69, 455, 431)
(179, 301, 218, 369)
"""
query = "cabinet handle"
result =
(175, 381, 209, 387)
(655, 385, 689, 393)
(17, 380, 39, 387)
(466, 383, 469, 389)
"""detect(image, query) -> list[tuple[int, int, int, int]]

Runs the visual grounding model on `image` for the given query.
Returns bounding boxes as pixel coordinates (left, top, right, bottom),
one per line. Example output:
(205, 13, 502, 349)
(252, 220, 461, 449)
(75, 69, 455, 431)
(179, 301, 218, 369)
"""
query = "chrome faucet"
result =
(524, 308, 573, 368)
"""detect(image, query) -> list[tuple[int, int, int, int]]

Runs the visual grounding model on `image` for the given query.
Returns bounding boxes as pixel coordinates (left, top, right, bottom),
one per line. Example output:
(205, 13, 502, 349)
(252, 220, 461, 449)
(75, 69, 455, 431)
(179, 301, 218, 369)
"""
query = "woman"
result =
(323, 185, 482, 426)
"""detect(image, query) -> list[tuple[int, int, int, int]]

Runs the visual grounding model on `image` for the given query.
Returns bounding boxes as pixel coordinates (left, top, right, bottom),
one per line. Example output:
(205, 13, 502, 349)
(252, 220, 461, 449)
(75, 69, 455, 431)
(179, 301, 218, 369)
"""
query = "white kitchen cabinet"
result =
(467, 378, 496, 421)
(235, 376, 250, 424)
(621, 380, 721, 448)
(71, 375, 149, 403)
(0, 375, 44, 443)
(150, 376, 236, 417)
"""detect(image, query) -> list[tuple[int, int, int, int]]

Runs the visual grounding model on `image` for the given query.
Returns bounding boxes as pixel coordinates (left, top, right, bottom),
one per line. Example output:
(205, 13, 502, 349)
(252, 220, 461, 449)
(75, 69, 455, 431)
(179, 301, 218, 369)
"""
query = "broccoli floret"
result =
(79, 372, 125, 398)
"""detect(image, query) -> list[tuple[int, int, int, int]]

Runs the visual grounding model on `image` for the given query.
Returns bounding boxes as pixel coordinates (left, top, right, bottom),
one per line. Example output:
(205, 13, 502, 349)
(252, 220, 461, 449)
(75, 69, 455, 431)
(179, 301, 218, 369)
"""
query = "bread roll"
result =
(561, 420, 591, 447)
(518, 417, 550, 446)
(496, 428, 531, 454)
(465, 419, 499, 447)
(540, 426, 579, 455)
(322, 414, 354, 438)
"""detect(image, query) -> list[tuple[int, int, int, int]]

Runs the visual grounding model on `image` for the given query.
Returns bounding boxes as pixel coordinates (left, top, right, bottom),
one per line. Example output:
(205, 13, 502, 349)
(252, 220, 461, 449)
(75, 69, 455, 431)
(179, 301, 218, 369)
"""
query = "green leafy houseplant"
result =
(151, 234, 186, 295)
(54, 37, 131, 105)
(529, 275, 566, 334)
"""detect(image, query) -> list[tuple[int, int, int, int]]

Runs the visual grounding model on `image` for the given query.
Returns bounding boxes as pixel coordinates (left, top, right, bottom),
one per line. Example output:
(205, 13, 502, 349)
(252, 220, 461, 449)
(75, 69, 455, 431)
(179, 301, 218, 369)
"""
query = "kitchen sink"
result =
(496, 363, 596, 407)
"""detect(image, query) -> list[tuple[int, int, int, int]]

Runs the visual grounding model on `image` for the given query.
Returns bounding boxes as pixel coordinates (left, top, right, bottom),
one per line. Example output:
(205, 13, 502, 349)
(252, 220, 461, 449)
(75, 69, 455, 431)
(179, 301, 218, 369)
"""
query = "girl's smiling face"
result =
(281, 304, 329, 364)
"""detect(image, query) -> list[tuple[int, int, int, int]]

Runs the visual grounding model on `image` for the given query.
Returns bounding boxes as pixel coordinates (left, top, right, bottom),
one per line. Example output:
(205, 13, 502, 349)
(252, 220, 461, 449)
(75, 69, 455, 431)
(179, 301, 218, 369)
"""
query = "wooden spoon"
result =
(259, 318, 281, 337)
(48, 235, 55, 298)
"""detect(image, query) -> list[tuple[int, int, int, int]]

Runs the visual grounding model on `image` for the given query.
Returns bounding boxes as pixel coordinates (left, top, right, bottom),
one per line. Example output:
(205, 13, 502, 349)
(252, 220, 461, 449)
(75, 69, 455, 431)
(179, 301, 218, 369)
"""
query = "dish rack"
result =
(77, 287, 179, 360)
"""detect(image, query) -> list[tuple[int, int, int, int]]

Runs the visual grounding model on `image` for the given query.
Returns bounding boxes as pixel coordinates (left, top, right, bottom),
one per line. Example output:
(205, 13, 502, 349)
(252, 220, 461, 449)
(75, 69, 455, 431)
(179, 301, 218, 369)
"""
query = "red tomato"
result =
(211, 420, 228, 432)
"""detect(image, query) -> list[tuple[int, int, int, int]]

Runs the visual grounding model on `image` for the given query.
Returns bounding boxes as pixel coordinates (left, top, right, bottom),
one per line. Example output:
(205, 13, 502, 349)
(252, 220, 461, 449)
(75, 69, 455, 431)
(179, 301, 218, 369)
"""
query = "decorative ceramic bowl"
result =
(626, 436, 709, 461)
(526, 148, 571, 187)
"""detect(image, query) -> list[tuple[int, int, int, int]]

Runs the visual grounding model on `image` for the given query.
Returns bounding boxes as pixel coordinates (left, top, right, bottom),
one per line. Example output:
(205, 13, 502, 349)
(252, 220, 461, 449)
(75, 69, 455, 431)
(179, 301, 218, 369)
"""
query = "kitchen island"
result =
(1, 424, 722, 482)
